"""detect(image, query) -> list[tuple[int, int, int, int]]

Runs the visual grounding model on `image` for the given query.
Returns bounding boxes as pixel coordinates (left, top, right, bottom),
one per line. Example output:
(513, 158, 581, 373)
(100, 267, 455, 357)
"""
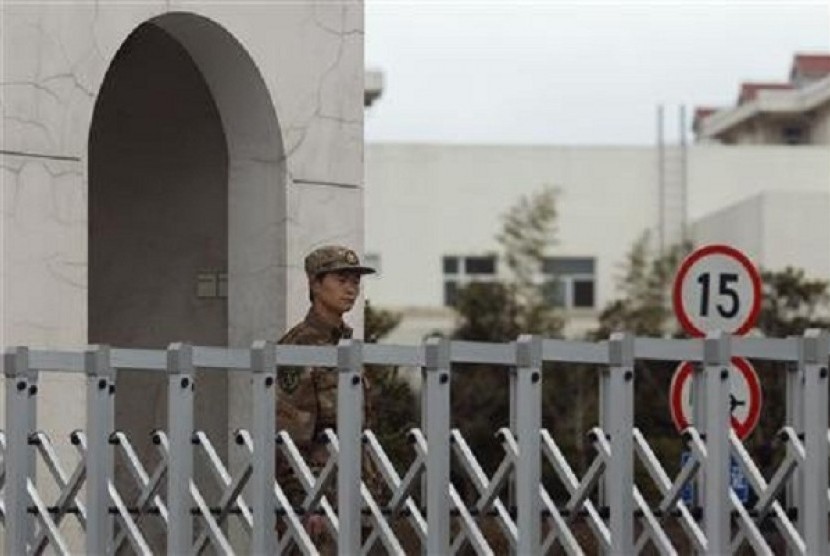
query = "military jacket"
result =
(276, 309, 352, 444)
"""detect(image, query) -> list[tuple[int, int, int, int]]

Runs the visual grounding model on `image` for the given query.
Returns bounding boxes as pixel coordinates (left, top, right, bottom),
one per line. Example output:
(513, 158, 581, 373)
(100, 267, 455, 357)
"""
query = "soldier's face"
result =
(312, 271, 361, 315)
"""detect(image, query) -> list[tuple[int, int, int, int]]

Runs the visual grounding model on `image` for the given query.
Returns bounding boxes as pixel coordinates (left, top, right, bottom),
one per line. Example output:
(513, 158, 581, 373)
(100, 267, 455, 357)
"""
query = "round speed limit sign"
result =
(672, 245, 762, 337)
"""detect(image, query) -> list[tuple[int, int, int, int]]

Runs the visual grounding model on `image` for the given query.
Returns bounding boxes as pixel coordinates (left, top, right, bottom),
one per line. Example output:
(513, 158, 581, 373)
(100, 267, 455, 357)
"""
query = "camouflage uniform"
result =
(276, 246, 375, 507)
(277, 309, 353, 464)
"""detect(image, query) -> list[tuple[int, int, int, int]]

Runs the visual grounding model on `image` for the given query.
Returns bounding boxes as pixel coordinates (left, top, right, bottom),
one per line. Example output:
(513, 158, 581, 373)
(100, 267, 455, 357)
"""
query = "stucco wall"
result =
(2, 1, 366, 344)
(1, 3, 365, 548)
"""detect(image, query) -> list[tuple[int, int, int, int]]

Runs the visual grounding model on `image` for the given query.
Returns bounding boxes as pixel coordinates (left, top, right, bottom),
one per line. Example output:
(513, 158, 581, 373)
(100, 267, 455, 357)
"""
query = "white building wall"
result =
(365, 144, 659, 311)
(761, 191, 830, 278)
(366, 144, 830, 341)
(687, 146, 830, 220)
(691, 196, 765, 263)
(692, 190, 830, 282)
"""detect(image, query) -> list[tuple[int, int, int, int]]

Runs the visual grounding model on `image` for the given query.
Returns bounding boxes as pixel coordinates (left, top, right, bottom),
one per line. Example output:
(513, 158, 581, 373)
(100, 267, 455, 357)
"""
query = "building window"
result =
(542, 256, 596, 309)
(443, 254, 498, 306)
(465, 255, 496, 275)
(572, 279, 595, 308)
(442, 256, 459, 274)
(781, 125, 806, 145)
(444, 281, 459, 307)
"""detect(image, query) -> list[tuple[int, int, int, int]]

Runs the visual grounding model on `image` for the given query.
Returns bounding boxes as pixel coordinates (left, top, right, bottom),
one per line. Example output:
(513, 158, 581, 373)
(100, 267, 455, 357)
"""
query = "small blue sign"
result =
(679, 451, 751, 506)
(680, 451, 695, 506)
(731, 458, 750, 504)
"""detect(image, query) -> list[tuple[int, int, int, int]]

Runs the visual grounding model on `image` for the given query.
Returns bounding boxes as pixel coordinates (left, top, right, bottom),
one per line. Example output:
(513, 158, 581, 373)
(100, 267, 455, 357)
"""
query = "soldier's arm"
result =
(276, 363, 318, 443)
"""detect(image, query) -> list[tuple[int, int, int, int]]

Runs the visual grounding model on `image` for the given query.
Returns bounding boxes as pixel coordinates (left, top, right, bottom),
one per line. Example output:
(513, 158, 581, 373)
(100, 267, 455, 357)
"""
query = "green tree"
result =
(592, 232, 690, 339)
(757, 266, 830, 337)
(594, 238, 830, 340)
(450, 186, 567, 480)
(588, 235, 694, 500)
(364, 299, 403, 343)
(496, 186, 563, 333)
(750, 267, 830, 472)
(363, 301, 418, 471)
(591, 239, 830, 502)
(453, 282, 517, 341)
(454, 185, 564, 340)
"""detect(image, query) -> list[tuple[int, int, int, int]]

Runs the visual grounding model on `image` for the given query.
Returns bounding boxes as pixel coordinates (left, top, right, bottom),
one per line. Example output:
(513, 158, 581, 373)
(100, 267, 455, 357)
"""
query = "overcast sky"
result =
(365, 1, 830, 145)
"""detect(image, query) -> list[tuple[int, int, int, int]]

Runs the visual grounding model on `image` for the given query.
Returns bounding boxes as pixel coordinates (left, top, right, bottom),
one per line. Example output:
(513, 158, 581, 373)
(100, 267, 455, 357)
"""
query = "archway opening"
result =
(88, 14, 285, 528)
(89, 19, 229, 467)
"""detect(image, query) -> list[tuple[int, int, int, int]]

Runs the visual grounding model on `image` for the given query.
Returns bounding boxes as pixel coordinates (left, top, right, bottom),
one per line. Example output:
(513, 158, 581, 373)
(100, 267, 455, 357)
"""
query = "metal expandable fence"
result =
(1, 330, 829, 554)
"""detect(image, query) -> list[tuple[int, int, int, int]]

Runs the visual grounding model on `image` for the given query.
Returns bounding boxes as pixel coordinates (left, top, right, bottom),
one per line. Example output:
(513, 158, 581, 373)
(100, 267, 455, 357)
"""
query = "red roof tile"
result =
(694, 107, 717, 120)
(738, 82, 793, 104)
(692, 107, 719, 132)
(791, 53, 830, 79)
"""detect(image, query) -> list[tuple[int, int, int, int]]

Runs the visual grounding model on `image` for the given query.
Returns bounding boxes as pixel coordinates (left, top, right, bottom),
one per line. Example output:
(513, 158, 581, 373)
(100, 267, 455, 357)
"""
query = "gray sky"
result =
(365, 1, 830, 145)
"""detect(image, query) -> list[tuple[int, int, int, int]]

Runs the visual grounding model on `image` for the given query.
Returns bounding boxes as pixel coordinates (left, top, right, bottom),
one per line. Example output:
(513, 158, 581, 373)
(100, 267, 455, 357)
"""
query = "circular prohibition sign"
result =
(672, 244, 762, 338)
(669, 357, 762, 441)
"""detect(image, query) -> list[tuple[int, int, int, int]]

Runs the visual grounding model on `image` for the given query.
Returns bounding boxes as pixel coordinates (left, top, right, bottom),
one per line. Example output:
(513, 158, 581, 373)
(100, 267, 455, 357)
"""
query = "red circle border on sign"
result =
(669, 357, 762, 441)
(672, 244, 762, 338)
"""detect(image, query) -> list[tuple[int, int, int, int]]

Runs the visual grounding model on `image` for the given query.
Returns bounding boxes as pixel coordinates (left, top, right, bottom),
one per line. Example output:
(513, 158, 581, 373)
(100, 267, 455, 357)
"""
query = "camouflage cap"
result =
(304, 245, 376, 277)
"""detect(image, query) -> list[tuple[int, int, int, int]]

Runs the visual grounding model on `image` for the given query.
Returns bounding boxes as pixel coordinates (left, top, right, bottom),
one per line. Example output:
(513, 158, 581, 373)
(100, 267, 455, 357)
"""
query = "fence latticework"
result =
(1, 331, 829, 554)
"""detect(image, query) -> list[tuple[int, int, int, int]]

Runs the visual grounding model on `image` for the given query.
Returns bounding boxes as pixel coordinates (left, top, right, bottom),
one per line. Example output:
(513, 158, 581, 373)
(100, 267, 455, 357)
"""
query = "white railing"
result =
(1, 330, 829, 554)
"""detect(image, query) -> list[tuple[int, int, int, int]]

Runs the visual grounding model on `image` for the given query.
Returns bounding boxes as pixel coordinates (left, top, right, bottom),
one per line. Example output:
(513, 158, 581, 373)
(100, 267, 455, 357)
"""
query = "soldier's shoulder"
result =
(278, 321, 327, 345)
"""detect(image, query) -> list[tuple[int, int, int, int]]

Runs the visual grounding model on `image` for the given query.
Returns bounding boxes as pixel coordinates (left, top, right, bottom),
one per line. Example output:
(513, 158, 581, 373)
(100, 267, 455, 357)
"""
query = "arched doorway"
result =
(88, 12, 285, 529)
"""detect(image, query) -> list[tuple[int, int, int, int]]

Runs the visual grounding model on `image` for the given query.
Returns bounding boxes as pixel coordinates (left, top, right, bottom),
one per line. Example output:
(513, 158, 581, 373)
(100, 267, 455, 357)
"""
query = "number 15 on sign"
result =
(672, 245, 762, 337)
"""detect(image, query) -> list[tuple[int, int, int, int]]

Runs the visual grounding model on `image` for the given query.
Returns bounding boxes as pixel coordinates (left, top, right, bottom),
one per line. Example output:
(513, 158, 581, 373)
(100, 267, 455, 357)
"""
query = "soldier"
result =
(277, 245, 375, 540)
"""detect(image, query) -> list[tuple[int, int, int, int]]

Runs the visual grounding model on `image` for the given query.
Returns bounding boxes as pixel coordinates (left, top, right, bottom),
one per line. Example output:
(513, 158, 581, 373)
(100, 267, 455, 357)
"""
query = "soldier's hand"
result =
(304, 514, 326, 538)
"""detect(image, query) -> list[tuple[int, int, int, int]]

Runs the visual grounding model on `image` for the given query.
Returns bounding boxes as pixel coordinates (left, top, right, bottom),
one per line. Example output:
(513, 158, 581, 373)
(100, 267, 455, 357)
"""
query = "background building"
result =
(693, 190, 830, 280)
(364, 143, 829, 342)
(695, 53, 830, 145)
(363, 52, 830, 343)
